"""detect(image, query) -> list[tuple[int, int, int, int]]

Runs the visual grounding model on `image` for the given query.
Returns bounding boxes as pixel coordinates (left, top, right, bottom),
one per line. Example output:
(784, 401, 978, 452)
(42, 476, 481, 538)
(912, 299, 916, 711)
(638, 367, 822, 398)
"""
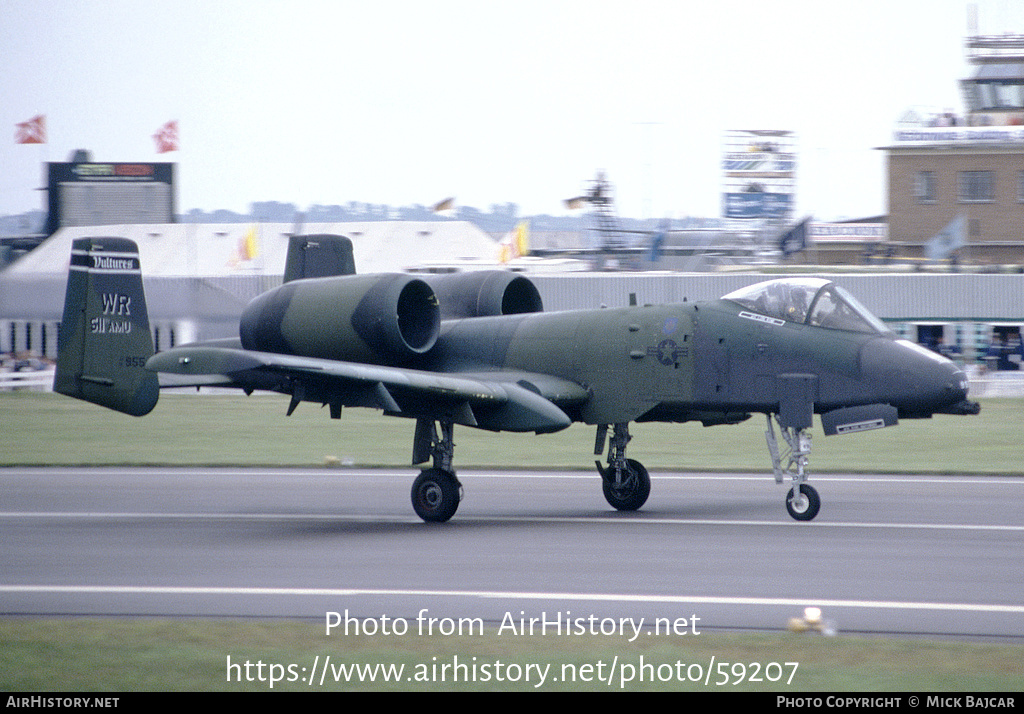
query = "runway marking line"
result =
(2, 584, 1023, 615)
(6, 469, 1024, 485)
(2, 511, 1022, 532)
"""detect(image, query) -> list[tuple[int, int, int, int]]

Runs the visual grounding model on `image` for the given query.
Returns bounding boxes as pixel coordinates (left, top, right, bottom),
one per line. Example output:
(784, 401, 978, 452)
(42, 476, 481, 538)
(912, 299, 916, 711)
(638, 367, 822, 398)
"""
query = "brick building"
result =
(883, 34, 1024, 265)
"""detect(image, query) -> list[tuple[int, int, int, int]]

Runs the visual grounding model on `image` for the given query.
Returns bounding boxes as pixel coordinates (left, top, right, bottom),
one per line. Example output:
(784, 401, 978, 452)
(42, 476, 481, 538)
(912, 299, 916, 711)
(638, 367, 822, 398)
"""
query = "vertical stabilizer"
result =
(53, 237, 159, 416)
(283, 234, 355, 282)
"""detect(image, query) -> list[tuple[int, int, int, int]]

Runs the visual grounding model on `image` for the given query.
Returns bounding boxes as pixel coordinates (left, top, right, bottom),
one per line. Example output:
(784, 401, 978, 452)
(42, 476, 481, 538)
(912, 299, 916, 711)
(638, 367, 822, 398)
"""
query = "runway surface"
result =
(2, 466, 1022, 640)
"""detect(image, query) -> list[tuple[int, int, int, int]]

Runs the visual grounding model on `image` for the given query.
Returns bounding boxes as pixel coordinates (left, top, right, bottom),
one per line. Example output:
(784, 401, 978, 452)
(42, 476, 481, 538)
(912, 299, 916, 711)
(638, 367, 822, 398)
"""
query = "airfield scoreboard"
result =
(721, 129, 795, 219)
(43, 161, 176, 235)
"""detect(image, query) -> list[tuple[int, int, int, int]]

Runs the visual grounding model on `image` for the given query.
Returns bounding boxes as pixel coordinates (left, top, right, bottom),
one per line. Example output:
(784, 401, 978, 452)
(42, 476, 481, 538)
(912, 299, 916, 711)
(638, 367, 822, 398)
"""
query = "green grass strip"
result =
(1, 393, 1021, 473)
(2, 619, 1022, 691)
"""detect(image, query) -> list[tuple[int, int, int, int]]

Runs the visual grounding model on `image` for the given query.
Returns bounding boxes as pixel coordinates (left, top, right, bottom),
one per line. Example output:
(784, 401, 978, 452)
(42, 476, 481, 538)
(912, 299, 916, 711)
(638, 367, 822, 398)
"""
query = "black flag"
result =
(780, 218, 810, 256)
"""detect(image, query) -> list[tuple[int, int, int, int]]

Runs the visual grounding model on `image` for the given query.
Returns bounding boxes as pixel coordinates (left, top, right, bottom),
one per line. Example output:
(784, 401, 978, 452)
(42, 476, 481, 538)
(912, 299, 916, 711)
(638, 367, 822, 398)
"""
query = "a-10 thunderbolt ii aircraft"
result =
(54, 235, 979, 523)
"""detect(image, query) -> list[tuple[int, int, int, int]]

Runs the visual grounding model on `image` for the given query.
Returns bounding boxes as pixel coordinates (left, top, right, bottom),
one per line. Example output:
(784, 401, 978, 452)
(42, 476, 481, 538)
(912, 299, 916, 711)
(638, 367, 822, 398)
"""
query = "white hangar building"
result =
(2, 221, 1023, 370)
(0, 220, 505, 355)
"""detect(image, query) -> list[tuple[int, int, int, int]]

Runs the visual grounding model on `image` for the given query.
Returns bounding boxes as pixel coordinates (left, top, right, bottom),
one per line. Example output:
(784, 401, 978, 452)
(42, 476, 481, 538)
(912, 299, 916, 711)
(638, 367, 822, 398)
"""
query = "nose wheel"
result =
(785, 483, 820, 521)
(766, 414, 821, 521)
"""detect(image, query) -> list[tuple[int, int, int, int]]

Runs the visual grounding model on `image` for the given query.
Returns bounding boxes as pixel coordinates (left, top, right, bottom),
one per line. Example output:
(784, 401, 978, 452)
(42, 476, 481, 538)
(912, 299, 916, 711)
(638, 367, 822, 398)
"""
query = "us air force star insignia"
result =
(656, 339, 677, 366)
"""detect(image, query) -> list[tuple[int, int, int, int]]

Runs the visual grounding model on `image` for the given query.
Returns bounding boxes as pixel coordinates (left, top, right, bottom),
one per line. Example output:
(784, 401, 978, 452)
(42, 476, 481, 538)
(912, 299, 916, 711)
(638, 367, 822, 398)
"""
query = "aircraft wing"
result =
(146, 345, 587, 433)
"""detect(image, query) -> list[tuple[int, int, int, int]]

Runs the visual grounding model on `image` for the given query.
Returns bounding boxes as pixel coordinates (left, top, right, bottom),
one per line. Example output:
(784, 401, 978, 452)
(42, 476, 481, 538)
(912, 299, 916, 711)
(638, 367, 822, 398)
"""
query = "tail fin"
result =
(53, 237, 159, 416)
(283, 234, 355, 282)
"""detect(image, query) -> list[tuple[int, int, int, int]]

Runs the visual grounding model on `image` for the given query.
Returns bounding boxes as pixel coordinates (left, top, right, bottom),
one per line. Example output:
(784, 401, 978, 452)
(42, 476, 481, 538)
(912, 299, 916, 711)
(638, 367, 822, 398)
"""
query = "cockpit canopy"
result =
(723, 278, 890, 335)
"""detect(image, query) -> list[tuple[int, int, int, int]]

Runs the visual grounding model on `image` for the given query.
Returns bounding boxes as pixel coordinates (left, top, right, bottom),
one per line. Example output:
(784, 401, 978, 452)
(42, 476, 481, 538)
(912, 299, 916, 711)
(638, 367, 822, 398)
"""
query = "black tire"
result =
(411, 468, 461, 522)
(785, 484, 820, 521)
(601, 458, 651, 511)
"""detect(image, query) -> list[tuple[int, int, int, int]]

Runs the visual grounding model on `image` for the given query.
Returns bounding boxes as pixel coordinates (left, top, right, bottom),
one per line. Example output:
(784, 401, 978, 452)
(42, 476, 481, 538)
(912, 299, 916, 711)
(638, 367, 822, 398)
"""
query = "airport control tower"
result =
(884, 30, 1024, 264)
(960, 33, 1024, 126)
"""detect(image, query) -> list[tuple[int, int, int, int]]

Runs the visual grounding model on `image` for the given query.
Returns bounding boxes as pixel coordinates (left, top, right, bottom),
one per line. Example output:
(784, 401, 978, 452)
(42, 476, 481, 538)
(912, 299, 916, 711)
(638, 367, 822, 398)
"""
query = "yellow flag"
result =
(241, 225, 259, 260)
(499, 221, 529, 263)
(514, 221, 529, 257)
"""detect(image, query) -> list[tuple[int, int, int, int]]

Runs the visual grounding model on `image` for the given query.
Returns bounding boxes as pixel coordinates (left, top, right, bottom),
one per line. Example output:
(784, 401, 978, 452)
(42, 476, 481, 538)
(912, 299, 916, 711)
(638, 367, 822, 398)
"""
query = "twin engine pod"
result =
(239, 271, 543, 364)
(421, 271, 543, 319)
(240, 274, 439, 364)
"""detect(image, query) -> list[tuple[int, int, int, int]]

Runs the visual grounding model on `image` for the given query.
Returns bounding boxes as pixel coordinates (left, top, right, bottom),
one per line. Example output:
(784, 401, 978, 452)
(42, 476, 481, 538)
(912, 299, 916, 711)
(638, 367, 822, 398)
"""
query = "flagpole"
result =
(964, 211, 971, 266)
(39, 142, 47, 223)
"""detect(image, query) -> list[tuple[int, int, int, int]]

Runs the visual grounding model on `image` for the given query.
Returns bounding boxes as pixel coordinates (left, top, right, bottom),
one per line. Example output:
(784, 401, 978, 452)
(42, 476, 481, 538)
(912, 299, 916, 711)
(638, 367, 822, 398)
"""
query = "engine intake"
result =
(240, 274, 440, 364)
(422, 271, 543, 318)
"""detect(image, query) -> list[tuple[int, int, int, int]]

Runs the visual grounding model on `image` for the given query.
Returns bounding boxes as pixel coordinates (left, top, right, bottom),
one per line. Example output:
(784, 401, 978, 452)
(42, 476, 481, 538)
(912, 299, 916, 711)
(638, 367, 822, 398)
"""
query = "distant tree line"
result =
(211, 200, 588, 234)
(0, 210, 45, 238)
(1, 201, 677, 240)
(192, 200, 667, 234)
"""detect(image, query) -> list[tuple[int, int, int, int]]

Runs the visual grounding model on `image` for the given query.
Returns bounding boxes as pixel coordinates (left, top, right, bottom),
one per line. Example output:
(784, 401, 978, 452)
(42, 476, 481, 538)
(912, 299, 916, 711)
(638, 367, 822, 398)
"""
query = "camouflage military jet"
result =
(54, 235, 978, 523)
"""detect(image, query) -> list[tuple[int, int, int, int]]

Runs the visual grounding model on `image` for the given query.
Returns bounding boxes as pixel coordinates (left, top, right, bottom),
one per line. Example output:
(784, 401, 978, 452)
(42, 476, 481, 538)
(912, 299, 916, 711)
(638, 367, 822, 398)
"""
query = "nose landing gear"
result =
(766, 414, 820, 521)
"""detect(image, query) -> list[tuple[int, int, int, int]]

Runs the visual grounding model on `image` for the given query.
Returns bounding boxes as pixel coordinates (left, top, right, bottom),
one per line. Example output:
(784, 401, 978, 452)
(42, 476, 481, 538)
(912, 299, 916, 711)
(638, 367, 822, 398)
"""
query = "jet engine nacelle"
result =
(422, 271, 543, 318)
(239, 274, 440, 364)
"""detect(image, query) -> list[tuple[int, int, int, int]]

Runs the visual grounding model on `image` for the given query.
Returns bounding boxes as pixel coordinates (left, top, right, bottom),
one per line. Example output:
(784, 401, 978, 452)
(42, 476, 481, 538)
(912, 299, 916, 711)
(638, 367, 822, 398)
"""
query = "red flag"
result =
(15, 115, 46, 144)
(153, 120, 179, 153)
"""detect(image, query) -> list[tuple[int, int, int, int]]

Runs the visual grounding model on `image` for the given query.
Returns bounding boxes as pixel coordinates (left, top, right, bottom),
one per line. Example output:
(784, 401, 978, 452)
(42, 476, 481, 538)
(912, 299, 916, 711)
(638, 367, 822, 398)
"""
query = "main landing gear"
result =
(594, 423, 651, 511)
(406, 415, 821, 523)
(410, 419, 462, 523)
(409, 419, 654, 522)
(765, 414, 820, 521)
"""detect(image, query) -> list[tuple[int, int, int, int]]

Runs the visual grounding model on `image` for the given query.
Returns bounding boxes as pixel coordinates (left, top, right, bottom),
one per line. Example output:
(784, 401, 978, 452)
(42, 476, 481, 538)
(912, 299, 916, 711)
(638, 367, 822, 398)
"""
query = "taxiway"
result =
(2, 467, 1022, 639)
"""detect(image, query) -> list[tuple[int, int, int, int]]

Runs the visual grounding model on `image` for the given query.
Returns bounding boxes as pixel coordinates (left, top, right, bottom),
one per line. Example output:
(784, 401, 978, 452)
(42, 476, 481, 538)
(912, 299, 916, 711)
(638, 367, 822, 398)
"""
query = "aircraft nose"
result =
(861, 338, 969, 416)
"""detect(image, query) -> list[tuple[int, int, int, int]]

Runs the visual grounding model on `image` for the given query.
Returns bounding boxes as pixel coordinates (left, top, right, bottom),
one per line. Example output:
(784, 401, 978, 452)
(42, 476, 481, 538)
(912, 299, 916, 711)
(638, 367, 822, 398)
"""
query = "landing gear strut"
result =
(410, 419, 462, 522)
(765, 414, 820, 521)
(595, 423, 650, 511)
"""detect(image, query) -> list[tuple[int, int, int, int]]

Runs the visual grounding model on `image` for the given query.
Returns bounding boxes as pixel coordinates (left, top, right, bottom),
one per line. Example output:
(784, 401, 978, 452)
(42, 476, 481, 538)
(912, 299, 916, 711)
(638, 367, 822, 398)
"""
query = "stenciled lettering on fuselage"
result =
(835, 418, 887, 434)
(738, 311, 786, 327)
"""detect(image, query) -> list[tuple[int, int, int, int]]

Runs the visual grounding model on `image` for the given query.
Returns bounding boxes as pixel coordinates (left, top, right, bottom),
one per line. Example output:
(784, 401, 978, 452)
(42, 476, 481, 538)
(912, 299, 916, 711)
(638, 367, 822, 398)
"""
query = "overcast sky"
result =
(3, 0, 1023, 222)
